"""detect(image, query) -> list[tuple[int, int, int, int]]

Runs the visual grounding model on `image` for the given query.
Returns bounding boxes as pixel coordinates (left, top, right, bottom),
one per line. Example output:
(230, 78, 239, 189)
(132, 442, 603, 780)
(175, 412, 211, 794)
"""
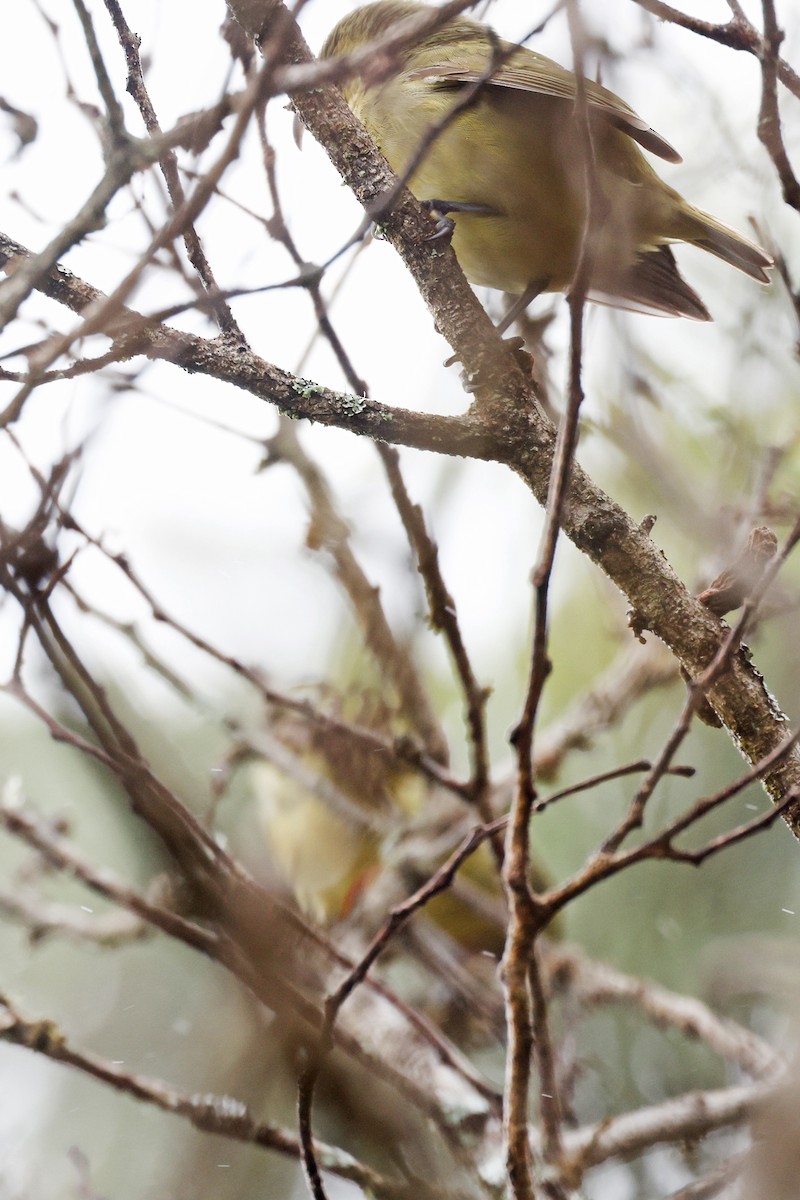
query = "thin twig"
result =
(377, 444, 495, 828)
(296, 818, 506, 1196)
(631, 0, 800, 100)
(0, 992, 419, 1200)
(268, 419, 450, 763)
(550, 730, 800, 913)
(557, 1080, 766, 1175)
(101, 0, 244, 337)
(757, 0, 800, 211)
(543, 943, 780, 1081)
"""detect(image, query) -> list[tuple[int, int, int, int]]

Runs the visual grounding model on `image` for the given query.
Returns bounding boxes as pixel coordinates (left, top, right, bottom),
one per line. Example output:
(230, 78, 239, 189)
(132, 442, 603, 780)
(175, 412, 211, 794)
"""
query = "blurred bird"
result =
(321, 1, 772, 320)
(252, 698, 558, 958)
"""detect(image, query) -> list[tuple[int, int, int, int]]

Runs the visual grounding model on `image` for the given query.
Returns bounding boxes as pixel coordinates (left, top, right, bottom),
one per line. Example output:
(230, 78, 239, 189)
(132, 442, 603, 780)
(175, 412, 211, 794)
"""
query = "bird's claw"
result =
(426, 210, 456, 242)
(422, 198, 497, 242)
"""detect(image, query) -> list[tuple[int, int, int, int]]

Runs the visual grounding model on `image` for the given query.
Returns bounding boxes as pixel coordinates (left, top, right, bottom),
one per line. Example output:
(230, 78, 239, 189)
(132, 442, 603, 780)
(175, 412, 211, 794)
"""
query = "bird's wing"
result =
(405, 51, 682, 164)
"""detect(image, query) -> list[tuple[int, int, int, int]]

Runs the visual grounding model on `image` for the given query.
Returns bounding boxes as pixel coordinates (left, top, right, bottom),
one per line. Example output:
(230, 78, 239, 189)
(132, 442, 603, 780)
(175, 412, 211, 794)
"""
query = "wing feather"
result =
(405, 54, 682, 164)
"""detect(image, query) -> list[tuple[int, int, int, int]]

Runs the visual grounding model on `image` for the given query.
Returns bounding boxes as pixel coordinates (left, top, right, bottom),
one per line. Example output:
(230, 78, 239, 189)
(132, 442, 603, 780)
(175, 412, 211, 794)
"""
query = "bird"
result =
(251, 702, 559, 954)
(320, 1, 772, 321)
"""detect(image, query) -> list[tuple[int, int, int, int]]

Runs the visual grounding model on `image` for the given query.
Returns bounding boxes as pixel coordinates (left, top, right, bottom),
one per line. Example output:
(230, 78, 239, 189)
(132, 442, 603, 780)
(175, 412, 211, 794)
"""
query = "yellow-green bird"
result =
(321, 1, 772, 319)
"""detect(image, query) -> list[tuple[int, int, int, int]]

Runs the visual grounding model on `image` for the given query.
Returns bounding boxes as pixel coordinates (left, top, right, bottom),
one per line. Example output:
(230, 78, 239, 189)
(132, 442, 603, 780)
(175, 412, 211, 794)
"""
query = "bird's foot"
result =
(421, 198, 498, 241)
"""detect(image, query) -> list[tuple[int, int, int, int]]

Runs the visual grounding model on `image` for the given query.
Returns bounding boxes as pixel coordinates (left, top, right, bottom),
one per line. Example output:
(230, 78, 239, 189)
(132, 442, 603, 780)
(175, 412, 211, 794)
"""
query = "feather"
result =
(405, 58, 682, 163)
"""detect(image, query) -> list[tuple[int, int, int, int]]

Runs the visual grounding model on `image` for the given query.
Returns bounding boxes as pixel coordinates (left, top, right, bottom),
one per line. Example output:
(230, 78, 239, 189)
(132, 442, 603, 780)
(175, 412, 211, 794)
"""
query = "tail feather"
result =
(589, 245, 711, 321)
(686, 209, 772, 283)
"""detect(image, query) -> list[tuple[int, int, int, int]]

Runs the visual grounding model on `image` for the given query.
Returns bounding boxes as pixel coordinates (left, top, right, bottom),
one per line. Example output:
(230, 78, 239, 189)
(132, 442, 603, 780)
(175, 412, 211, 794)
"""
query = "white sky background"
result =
(0, 0, 797, 738)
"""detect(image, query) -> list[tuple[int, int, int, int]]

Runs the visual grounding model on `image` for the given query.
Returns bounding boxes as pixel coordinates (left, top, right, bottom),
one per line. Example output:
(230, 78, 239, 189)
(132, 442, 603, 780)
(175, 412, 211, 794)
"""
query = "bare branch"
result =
(544, 943, 780, 1081)
(757, 0, 800, 211)
(376, 443, 493, 821)
(559, 1082, 766, 1173)
(0, 992, 423, 1200)
(101, 0, 244, 338)
(266, 419, 450, 763)
(631, 0, 800, 100)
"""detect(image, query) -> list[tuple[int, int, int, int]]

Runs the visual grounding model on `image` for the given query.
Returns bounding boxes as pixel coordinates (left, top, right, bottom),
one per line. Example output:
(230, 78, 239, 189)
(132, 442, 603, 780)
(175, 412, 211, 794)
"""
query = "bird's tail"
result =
(590, 245, 711, 320)
(684, 207, 772, 283)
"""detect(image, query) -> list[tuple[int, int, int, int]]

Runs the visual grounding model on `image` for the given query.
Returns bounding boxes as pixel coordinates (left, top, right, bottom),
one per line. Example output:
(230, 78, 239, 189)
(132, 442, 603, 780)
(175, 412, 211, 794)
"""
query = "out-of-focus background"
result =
(1, 1, 799, 1197)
